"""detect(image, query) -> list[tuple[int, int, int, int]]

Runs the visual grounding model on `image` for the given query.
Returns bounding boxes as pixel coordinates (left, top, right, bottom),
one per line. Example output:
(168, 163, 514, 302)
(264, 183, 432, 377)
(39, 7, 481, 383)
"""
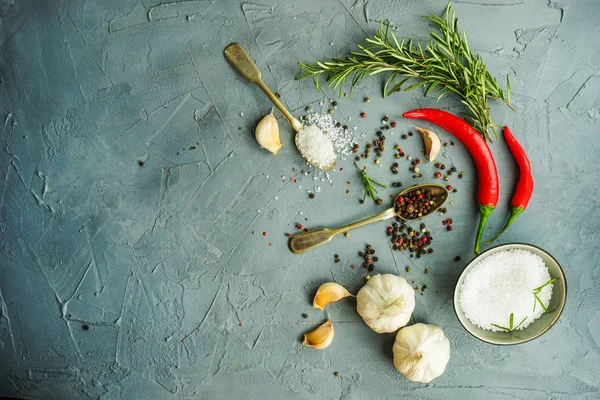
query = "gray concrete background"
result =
(1, 0, 599, 399)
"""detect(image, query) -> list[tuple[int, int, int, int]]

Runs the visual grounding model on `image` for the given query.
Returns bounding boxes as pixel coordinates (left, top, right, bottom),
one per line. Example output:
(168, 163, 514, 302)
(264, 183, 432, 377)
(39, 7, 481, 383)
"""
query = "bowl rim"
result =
(452, 242, 567, 346)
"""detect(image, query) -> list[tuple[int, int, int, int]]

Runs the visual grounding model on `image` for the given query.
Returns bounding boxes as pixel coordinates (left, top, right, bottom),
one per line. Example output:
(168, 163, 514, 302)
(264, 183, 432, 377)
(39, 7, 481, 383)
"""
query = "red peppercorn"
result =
(296, 224, 303, 230)
(262, 232, 267, 236)
(374, 140, 380, 146)
(417, 194, 424, 199)
(360, 112, 367, 118)
(365, 258, 372, 264)
(421, 237, 428, 243)
(303, 228, 309, 232)
(398, 197, 404, 203)
(387, 227, 393, 233)
(391, 121, 397, 128)
(352, 148, 358, 153)
(447, 225, 453, 231)
(424, 202, 429, 206)
(434, 172, 442, 178)
(446, 185, 453, 190)
(396, 239, 403, 245)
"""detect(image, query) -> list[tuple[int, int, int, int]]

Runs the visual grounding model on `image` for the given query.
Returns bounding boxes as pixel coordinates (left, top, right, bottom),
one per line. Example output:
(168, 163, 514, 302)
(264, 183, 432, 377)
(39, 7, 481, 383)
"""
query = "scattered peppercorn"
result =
(375, 198, 383, 205)
(137, 160, 144, 167)
(364, 97, 370, 102)
(424, 268, 429, 273)
(360, 112, 367, 118)
(454, 255, 462, 261)
(334, 372, 340, 377)
(309, 193, 315, 199)
(82, 325, 89, 331)
(391, 121, 397, 128)
(405, 266, 411, 272)
(262, 232, 267, 236)
(302, 313, 308, 318)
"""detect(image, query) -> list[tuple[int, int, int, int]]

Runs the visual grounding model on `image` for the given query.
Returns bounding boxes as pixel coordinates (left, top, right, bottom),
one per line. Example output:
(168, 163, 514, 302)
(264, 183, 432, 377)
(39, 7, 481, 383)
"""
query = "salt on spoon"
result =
(224, 43, 336, 170)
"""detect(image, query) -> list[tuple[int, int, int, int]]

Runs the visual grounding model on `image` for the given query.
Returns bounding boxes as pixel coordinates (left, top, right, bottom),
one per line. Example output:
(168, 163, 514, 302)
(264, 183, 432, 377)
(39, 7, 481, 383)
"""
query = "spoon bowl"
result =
(394, 184, 449, 221)
(224, 43, 336, 170)
(288, 184, 448, 253)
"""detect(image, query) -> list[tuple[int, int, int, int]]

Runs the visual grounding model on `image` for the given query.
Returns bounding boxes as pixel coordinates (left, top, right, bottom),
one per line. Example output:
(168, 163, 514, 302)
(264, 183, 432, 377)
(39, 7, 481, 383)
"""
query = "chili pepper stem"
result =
(474, 205, 495, 255)
(485, 206, 524, 244)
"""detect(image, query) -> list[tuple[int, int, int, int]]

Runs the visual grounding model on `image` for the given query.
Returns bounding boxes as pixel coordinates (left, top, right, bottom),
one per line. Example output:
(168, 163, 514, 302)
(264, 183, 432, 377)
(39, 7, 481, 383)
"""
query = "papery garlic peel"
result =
(393, 323, 450, 383)
(255, 112, 283, 155)
(313, 282, 353, 310)
(356, 274, 415, 333)
(415, 126, 441, 162)
(302, 320, 334, 350)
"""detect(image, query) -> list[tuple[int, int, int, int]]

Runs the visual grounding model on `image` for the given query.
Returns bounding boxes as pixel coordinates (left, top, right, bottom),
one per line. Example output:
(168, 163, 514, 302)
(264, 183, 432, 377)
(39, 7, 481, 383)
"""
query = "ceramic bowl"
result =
(453, 243, 566, 345)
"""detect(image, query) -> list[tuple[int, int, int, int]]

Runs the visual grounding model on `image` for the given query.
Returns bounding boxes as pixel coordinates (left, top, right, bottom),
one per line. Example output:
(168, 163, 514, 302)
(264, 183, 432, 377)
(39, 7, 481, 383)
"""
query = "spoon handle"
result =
(288, 207, 396, 254)
(224, 43, 303, 132)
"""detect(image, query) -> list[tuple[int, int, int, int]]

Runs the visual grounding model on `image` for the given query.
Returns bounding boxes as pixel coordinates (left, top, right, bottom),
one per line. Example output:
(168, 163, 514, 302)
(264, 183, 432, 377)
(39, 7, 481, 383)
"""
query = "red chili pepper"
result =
(485, 126, 533, 244)
(403, 108, 499, 254)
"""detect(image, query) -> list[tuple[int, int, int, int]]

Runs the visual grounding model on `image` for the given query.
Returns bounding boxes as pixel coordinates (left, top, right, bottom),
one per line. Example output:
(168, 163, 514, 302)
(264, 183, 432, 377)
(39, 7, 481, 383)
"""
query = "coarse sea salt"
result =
(306, 112, 355, 158)
(459, 249, 553, 332)
(295, 125, 336, 168)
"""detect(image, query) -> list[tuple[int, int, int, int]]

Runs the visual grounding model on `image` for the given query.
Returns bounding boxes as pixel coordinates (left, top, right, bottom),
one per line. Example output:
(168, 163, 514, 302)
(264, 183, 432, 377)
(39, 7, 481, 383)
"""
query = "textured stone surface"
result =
(1, 0, 599, 399)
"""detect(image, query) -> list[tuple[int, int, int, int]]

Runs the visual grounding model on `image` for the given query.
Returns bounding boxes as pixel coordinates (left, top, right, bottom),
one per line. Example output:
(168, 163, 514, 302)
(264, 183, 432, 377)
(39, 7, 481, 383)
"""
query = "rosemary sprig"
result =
(297, 3, 513, 142)
(355, 162, 386, 202)
(491, 312, 527, 332)
(532, 278, 556, 312)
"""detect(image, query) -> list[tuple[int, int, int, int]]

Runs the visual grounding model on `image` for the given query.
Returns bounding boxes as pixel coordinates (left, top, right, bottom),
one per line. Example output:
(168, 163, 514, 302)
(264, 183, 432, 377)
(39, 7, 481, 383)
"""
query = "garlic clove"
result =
(415, 126, 441, 162)
(302, 320, 334, 350)
(255, 112, 283, 155)
(313, 282, 353, 310)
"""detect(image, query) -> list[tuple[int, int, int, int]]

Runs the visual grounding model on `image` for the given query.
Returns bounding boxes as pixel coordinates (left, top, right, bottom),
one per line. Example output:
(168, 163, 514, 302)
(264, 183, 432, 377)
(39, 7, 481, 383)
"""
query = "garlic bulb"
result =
(313, 282, 353, 310)
(302, 320, 334, 350)
(356, 274, 415, 333)
(393, 323, 450, 383)
(255, 112, 282, 155)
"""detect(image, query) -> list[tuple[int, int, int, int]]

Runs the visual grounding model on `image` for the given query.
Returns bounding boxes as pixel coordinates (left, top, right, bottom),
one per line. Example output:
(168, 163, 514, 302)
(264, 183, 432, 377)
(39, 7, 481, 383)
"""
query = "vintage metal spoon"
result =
(288, 184, 448, 254)
(224, 43, 336, 170)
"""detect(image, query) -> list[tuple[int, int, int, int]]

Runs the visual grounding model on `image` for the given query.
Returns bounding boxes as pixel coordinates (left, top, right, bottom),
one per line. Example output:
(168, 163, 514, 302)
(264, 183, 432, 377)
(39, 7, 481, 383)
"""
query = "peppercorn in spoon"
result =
(224, 43, 336, 170)
(288, 184, 448, 254)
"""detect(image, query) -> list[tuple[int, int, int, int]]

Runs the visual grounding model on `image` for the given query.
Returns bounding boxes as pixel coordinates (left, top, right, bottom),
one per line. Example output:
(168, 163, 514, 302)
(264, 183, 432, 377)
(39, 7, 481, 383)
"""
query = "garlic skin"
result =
(313, 282, 353, 310)
(393, 323, 450, 383)
(356, 274, 415, 333)
(302, 320, 334, 350)
(255, 112, 282, 155)
(415, 126, 441, 162)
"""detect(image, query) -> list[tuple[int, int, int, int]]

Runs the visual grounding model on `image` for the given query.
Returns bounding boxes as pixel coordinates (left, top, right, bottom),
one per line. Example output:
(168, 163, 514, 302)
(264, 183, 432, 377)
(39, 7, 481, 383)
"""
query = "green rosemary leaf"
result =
(514, 316, 527, 331)
(490, 323, 511, 332)
(509, 312, 514, 329)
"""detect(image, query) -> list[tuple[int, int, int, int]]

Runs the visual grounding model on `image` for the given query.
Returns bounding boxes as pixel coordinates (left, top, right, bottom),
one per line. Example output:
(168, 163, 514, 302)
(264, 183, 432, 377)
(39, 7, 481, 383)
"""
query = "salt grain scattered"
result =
(459, 249, 553, 332)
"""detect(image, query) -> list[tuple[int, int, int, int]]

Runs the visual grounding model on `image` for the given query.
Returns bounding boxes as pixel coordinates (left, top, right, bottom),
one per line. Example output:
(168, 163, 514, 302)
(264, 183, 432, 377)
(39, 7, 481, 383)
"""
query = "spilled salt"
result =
(459, 249, 553, 332)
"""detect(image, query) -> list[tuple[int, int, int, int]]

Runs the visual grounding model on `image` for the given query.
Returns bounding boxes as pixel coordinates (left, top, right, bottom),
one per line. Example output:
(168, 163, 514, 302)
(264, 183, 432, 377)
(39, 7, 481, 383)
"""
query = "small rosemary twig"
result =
(355, 162, 386, 203)
(491, 312, 527, 332)
(532, 278, 556, 312)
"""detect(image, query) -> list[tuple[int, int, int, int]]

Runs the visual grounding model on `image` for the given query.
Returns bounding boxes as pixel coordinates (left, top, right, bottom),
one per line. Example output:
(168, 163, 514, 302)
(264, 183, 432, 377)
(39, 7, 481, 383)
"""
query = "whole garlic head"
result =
(356, 274, 415, 333)
(393, 323, 450, 383)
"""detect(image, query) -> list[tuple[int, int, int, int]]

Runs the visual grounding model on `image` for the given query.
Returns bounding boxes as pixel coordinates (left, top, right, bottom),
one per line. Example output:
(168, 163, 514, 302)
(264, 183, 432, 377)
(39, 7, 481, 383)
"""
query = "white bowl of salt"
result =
(453, 243, 566, 345)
